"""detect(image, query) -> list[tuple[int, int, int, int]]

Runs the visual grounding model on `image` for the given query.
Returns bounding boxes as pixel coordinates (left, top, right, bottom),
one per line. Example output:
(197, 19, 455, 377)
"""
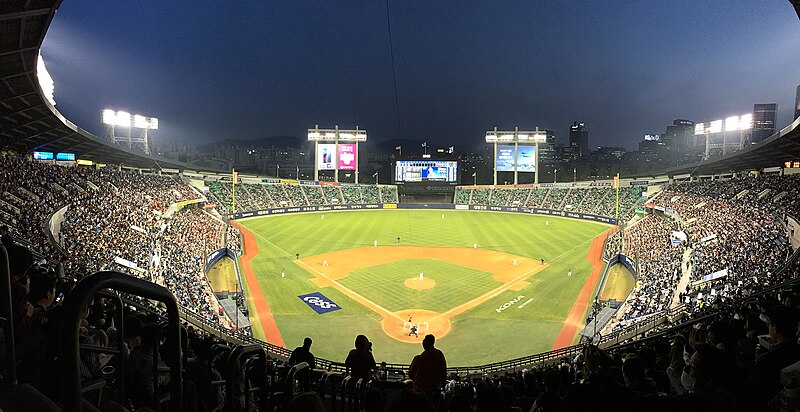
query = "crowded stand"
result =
(321, 185, 343, 204)
(454, 188, 471, 204)
(3, 210, 798, 412)
(489, 188, 513, 206)
(454, 185, 646, 221)
(523, 188, 547, 207)
(204, 181, 399, 213)
(264, 184, 292, 207)
(302, 185, 325, 206)
(611, 214, 684, 329)
(470, 188, 491, 205)
(341, 185, 363, 204)
(380, 185, 399, 203)
(603, 228, 624, 262)
(561, 188, 585, 211)
(653, 175, 799, 312)
(281, 184, 306, 207)
(362, 185, 381, 203)
(2, 149, 799, 411)
(540, 188, 569, 210)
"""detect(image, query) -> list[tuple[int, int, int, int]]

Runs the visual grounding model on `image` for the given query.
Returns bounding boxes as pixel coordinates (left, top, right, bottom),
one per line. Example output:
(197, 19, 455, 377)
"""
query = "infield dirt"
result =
(295, 246, 546, 342)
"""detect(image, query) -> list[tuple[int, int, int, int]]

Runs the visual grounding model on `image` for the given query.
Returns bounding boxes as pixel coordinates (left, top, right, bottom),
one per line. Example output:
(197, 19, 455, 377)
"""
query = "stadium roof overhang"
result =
(0, 0, 219, 171)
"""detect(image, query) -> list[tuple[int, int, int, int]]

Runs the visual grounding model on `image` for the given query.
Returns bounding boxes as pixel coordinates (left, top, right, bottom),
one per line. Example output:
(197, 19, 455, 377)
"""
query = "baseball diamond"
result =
(234, 209, 610, 365)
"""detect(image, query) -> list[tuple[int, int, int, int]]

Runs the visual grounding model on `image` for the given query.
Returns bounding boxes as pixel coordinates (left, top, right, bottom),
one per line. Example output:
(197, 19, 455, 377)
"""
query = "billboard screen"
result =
(317, 144, 336, 170)
(33, 151, 53, 160)
(516, 145, 536, 172)
(496, 145, 515, 172)
(337, 144, 357, 170)
(495, 145, 536, 172)
(56, 152, 76, 161)
(394, 160, 458, 183)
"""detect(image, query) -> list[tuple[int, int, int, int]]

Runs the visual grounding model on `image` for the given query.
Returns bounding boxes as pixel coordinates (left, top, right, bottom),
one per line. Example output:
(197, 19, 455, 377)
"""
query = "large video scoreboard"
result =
(394, 160, 458, 184)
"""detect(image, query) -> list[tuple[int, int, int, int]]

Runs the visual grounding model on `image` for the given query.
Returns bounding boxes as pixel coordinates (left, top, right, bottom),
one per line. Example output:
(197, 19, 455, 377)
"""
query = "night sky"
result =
(41, 0, 800, 151)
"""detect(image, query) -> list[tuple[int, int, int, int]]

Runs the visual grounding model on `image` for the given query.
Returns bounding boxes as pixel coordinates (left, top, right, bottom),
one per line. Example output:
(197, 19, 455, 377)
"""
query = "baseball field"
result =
(233, 209, 611, 366)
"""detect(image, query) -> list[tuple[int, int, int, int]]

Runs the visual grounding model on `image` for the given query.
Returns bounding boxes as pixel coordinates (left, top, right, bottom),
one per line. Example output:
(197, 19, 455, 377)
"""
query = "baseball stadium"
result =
(1, 1, 800, 411)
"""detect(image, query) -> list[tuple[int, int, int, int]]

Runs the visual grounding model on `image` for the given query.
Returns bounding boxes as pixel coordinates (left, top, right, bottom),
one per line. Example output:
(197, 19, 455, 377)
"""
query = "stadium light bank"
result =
(308, 125, 367, 183)
(486, 127, 547, 185)
(102, 109, 158, 155)
(694, 114, 752, 160)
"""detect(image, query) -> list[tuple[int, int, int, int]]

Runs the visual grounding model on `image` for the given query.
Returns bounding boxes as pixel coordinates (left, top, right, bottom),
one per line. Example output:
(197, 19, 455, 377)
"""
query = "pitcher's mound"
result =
(404, 277, 436, 290)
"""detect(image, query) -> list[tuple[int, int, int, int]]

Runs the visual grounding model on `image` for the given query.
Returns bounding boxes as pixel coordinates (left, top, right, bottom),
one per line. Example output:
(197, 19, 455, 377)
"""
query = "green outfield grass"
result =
(239, 209, 610, 365)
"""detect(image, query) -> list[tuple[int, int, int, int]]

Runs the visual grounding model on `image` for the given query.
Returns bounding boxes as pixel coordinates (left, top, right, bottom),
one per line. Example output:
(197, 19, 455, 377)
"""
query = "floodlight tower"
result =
(103, 110, 158, 155)
(696, 114, 751, 160)
(308, 125, 367, 183)
(485, 127, 547, 185)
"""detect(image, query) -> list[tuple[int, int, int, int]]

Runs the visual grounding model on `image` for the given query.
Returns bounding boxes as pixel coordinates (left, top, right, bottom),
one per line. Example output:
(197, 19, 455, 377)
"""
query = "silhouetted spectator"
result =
(288, 337, 316, 370)
(749, 305, 800, 407)
(409, 334, 447, 393)
(345, 334, 375, 381)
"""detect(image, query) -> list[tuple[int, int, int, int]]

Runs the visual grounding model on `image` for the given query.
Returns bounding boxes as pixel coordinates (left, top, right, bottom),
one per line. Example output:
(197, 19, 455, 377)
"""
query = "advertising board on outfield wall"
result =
(230, 203, 617, 225)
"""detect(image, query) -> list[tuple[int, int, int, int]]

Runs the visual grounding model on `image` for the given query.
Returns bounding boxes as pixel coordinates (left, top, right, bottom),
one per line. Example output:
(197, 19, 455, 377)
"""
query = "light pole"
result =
(554, 168, 558, 183)
(296, 166, 299, 180)
(276, 164, 280, 178)
(574, 168, 577, 182)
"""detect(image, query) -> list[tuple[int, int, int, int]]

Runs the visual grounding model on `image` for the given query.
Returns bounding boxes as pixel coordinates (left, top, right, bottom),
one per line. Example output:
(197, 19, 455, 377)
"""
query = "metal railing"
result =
(0, 243, 16, 388)
(59, 271, 184, 412)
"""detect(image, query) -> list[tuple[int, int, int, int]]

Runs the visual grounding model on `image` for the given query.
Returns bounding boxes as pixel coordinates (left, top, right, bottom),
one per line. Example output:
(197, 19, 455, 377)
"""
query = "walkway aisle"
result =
(671, 247, 694, 309)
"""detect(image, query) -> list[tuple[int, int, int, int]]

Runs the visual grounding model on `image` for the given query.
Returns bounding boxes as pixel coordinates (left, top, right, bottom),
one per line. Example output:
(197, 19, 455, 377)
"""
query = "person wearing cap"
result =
(749, 305, 800, 407)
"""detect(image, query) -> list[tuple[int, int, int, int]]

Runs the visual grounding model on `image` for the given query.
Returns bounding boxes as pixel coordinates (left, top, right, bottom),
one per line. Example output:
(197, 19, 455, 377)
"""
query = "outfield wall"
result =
(229, 203, 618, 225)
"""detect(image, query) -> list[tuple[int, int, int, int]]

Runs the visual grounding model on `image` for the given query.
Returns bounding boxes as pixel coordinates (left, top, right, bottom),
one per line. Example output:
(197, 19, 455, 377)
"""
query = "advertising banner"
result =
(516, 145, 536, 172)
(229, 203, 617, 224)
(337, 144, 357, 170)
(496, 145, 515, 172)
(317, 144, 336, 170)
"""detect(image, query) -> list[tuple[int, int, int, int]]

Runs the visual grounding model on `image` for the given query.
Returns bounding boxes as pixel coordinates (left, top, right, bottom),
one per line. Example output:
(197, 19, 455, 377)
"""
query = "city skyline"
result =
(40, 1, 800, 151)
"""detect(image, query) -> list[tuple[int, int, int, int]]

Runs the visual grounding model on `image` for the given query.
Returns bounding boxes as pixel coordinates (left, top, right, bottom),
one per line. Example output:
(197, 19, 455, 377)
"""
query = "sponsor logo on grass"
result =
(495, 295, 525, 313)
(298, 292, 341, 314)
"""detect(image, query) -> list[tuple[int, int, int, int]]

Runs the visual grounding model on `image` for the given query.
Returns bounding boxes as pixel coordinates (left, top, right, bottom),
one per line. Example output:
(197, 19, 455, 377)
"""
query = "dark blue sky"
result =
(41, 0, 800, 151)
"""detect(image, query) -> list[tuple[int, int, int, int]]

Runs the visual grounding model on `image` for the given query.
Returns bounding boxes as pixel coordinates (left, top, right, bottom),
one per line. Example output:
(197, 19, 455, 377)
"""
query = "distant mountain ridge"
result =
(197, 135, 303, 151)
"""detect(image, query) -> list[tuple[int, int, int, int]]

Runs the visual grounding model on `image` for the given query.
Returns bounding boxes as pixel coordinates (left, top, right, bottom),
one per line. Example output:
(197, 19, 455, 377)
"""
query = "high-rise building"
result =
(752, 103, 777, 142)
(537, 129, 558, 163)
(568, 121, 589, 158)
(795, 85, 800, 120)
(664, 119, 695, 150)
